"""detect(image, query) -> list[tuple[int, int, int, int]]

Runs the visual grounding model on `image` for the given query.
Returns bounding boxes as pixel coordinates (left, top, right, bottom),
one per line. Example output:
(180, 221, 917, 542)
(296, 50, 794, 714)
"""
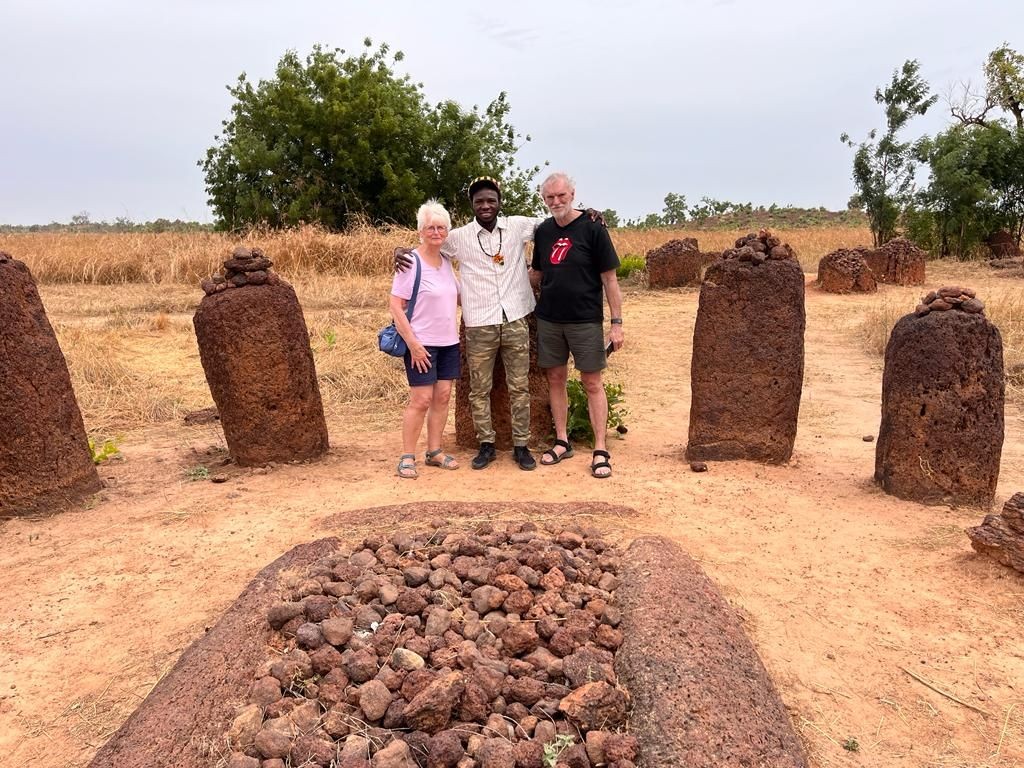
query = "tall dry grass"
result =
(1, 223, 872, 285)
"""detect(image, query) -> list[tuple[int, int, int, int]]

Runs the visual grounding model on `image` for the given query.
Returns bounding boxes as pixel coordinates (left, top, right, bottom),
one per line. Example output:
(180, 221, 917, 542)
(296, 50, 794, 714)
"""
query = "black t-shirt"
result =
(532, 214, 620, 323)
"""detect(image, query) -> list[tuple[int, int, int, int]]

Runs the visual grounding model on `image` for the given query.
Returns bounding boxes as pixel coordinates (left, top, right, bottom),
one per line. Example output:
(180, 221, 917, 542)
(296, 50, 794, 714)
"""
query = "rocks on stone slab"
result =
(686, 239, 805, 464)
(968, 492, 1024, 572)
(913, 285, 984, 317)
(875, 303, 1004, 508)
(0, 253, 101, 518)
(237, 525, 634, 765)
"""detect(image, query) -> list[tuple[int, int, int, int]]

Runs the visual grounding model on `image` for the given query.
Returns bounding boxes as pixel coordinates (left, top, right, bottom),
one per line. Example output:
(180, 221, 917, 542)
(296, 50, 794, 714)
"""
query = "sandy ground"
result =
(2, 267, 1023, 768)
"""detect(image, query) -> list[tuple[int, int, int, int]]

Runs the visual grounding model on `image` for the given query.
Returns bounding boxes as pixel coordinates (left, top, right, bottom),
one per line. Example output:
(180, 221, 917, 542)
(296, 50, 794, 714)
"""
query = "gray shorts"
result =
(537, 319, 607, 372)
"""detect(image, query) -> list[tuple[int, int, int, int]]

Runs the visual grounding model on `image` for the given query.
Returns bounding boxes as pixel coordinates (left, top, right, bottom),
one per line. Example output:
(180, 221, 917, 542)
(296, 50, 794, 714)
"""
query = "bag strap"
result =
(405, 251, 423, 321)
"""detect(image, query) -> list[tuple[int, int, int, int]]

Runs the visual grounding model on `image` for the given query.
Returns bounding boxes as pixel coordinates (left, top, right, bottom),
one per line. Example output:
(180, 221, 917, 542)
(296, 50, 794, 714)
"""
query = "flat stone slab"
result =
(90, 505, 806, 768)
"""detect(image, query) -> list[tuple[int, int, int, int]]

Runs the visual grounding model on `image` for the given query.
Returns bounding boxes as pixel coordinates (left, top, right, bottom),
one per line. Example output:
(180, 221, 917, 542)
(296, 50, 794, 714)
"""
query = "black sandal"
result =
(541, 439, 575, 465)
(591, 450, 612, 478)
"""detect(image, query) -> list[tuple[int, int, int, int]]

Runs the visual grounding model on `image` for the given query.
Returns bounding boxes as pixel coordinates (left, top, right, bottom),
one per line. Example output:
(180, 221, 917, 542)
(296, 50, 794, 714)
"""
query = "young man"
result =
(396, 177, 543, 469)
(530, 172, 624, 478)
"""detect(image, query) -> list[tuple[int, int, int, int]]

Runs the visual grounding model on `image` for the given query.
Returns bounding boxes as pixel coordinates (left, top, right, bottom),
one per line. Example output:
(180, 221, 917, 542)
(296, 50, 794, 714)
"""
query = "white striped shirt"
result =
(443, 215, 544, 327)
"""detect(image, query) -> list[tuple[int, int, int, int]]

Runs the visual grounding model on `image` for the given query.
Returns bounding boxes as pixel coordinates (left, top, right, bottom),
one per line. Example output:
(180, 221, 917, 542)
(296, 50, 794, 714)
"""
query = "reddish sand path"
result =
(1, 273, 1022, 767)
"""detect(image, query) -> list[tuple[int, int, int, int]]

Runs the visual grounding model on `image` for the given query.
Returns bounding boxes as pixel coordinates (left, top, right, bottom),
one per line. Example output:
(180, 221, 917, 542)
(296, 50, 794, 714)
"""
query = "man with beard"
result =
(530, 172, 623, 479)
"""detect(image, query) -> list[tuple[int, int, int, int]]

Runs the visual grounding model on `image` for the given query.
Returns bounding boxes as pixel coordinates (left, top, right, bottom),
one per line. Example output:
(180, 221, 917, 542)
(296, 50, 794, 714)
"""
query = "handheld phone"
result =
(605, 341, 615, 356)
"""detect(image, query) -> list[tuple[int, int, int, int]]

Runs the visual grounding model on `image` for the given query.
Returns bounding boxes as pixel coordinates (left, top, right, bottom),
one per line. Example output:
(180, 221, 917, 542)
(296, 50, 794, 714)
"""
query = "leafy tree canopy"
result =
(200, 40, 542, 231)
(841, 60, 938, 246)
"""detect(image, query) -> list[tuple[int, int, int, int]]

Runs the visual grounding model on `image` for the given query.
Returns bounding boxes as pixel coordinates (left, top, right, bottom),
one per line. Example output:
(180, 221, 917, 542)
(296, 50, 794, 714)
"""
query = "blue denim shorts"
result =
(404, 343, 461, 386)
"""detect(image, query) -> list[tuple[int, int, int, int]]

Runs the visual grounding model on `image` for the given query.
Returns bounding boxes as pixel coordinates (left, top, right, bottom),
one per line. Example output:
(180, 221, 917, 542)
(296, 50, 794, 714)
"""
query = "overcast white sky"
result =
(1, 0, 1021, 225)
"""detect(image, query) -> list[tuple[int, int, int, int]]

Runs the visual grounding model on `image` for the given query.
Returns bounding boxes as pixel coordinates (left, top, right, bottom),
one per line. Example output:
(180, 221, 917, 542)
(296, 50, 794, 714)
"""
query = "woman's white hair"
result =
(416, 200, 451, 231)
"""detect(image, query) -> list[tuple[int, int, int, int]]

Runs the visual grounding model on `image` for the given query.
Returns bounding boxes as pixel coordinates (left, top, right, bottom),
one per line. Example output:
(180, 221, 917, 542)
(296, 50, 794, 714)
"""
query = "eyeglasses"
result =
(423, 225, 448, 233)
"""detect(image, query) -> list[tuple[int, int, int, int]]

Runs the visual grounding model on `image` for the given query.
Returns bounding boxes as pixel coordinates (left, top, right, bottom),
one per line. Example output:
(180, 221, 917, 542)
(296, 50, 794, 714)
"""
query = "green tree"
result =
(661, 192, 688, 226)
(841, 60, 938, 246)
(916, 122, 1024, 256)
(600, 208, 620, 227)
(200, 40, 540, 230)
(985, 43, 1024, 129)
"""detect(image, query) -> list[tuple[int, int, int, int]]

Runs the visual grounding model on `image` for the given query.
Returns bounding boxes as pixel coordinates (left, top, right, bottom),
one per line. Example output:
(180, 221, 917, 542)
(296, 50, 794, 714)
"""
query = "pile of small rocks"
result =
(721, 230, 796, 264)
(223, 523, 638, 768)
(914, 286, 984, 316)
(816, 249, 877, 294)
(201, 246, 285, 295)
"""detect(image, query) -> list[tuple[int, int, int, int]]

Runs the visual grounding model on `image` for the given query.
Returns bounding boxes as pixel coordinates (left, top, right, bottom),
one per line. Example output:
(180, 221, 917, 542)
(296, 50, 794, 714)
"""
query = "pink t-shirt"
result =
(390, 252, 460, 346)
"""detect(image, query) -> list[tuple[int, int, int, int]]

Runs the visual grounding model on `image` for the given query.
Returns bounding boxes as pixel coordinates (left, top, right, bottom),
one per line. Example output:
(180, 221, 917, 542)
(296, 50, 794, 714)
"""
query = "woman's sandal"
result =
(397, 453, 418, 479)
(541, 439, 575, 465)
(425, 448, 459, 470)
(591, 449, 612, 479)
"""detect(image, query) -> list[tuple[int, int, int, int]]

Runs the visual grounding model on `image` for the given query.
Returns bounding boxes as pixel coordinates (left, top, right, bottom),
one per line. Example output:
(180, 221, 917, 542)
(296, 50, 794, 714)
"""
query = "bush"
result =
(616, 254, 645, 279)
(566, 379, 628, 446)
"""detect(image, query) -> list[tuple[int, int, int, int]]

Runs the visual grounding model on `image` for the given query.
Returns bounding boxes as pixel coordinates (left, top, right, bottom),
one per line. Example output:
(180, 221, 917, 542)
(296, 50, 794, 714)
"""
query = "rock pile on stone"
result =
(193, 247, 329, 467)
(913, 286, 984, 316)
(968, 492, 1024, 572)
(816, 249, 877, 294)
(723, 230, 798, 263)
(875, 288, 1004, 507)
(686, 230, 805, 464)
(861, 237, 926, 285)
(454, 317, 552, 452)
(201, 246, 283, 295)
(645, 238, 717, 289)
(1, 252, 101, 518)
(223, 524, 638, 768)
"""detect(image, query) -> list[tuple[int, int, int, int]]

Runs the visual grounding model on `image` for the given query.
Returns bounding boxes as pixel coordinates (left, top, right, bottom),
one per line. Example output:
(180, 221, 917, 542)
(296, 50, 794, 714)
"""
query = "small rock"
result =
(689, 461, 708, 472)
(358, 679, 393, 721)
(558, 681, 627, 730)
(210, 473, 228, 483)
(862, 434, 875, 442)
(392, 648, 426, 671)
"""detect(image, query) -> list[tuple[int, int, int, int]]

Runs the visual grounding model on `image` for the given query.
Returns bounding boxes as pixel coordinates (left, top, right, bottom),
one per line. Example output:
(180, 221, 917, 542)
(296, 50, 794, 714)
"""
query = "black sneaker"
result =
(471, 442, 496, 470)
(513, 446, 537, 471)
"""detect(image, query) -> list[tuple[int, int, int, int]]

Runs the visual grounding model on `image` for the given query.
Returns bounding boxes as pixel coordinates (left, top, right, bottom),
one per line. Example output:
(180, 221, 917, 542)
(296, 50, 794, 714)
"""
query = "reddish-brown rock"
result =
(968, 492, 1024, 572)
(986, 229, 1021, 260)
(403, 672, 465, 734)
(861, 237, 926, 285)
(616, 537, 809, 767)
(0, 254, 100, 518)
(454, 315, 551, 450)
(686, 256, 805, 463)
(875, 308, 1004, 507)
(557, 681, 627, 730)
(192, 282, 329, 466)
(816, 249, 877, 293)
(645, 238, 716, 289)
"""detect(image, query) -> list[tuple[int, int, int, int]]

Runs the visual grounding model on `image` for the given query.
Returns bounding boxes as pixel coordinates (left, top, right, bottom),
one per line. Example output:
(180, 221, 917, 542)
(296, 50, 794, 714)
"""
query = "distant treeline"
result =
(0, 215, 214, 234)
(605, 201, 867, 231)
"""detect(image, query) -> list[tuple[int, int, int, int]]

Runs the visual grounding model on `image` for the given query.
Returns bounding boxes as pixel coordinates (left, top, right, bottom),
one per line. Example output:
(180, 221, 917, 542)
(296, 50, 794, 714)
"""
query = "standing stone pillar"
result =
(193, 248, 329, 466)
(875, 287, 1003, 507)
(455, 314, 552, 450)
(645, 238, 717, 289)
(686, 231, 805, 464)
(0, 252, 100, 517)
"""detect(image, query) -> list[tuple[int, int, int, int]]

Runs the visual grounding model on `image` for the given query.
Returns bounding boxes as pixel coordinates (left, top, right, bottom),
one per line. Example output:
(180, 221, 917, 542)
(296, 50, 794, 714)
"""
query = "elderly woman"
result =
(390, 200, 461, 478)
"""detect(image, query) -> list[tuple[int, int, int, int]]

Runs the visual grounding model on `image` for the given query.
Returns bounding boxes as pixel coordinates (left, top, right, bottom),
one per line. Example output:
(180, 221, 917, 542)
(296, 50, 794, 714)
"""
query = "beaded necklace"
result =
(476, 227, 504, 266)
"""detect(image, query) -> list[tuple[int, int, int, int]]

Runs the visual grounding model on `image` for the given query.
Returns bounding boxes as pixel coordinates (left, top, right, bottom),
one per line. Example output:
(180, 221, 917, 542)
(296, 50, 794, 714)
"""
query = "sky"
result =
(1, 0, 1021, 225)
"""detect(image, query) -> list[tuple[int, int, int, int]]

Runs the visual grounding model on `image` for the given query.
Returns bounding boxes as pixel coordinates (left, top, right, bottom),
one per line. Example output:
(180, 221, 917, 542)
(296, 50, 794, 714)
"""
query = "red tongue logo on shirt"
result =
(550, 237, 572, 265)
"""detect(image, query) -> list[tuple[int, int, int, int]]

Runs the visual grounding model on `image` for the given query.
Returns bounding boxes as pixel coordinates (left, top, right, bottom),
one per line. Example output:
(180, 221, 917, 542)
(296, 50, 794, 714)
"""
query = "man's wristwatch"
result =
(610, 318, 623, 325)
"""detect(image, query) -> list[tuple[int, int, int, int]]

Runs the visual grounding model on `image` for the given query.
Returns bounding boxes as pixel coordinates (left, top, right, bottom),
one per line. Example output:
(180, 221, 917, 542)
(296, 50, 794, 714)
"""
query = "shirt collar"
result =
(473, 216, 507, 235)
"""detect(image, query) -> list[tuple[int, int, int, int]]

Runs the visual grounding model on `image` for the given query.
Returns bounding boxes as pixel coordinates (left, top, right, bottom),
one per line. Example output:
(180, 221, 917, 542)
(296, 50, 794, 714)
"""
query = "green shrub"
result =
(566, 379, 628, 446)
(88, 436, 122, 464)
(616, 254, 645, 279)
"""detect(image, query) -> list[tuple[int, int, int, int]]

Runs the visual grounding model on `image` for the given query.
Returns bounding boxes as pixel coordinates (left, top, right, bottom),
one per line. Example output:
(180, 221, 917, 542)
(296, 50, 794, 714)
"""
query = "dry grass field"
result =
(1, 225, 1023, 768)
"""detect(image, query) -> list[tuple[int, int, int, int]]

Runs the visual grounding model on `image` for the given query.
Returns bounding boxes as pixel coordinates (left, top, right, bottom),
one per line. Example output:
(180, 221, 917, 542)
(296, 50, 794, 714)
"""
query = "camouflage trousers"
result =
(465, 317, 531, 446)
